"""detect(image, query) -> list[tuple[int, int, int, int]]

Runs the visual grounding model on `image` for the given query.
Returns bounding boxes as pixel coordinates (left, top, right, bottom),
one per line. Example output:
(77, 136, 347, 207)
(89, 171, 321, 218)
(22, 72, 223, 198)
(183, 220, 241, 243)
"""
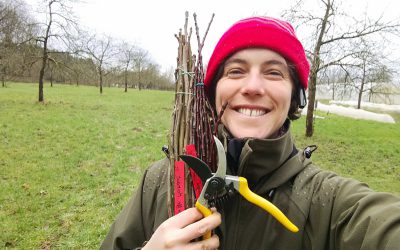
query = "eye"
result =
(225, 68, 245, 78)
(264, 69, 285, 79)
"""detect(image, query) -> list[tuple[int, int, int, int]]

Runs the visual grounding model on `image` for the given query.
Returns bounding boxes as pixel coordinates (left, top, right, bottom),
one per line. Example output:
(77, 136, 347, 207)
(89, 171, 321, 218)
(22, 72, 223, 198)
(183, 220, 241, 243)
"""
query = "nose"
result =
(240, 70, 265, 96)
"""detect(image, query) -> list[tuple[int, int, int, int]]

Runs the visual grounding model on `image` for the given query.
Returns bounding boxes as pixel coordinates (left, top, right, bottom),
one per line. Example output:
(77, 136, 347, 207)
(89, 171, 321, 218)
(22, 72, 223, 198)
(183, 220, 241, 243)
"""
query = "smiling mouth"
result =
(236, 108, 268, 117)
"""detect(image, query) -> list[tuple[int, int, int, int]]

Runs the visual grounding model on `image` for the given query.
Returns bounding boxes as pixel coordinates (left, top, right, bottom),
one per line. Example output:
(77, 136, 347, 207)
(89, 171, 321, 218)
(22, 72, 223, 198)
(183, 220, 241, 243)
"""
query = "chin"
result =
(230, 128, 272, 139)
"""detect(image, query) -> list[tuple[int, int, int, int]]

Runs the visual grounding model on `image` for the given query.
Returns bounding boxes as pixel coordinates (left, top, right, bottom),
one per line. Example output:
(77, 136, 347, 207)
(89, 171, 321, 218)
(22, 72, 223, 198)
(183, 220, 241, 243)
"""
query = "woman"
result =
(101, 17, 400, 250)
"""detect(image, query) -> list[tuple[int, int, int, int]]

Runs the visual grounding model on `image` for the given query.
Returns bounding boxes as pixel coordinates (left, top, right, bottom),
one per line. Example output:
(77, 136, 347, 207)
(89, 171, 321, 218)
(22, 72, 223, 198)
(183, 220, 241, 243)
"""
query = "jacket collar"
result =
(219, 120, 306, 194)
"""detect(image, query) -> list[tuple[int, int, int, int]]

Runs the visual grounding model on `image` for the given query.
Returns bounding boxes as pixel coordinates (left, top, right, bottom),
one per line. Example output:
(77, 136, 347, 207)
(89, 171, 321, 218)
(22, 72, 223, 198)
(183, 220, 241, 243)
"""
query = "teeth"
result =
(237, 108, 266, 117)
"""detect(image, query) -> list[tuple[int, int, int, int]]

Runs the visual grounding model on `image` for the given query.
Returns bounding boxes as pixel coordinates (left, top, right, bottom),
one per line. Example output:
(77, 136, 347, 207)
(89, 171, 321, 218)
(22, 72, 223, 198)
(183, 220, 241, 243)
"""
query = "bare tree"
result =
(144, 63, 159, 89)
(283, 0, 400, 136)
(65, 56, 92, 86)
(342, 39, 392, 108)
(0, 0, 35, 87)
(0, 1, 174, 90)
(0, 0, 15, 86)
(34, 0, 79, 102)
(81, 33, 116, 94)
(118, 41, 136, 92)
(133, 47, 149, 91)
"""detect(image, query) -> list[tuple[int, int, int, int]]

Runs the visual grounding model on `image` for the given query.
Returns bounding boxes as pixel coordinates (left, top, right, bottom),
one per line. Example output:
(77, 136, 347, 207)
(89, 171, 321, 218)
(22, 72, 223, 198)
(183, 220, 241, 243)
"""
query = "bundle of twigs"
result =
(167, 12, 216, 216)
(192, 13, 217, 172)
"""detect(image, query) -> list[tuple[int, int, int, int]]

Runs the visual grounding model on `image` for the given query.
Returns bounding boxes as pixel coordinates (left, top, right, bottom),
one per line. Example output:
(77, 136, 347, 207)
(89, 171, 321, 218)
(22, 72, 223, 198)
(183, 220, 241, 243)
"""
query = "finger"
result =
(166, 207, 203, 228)
(188, 234, 220, 250)
(179, 211, 222, 242)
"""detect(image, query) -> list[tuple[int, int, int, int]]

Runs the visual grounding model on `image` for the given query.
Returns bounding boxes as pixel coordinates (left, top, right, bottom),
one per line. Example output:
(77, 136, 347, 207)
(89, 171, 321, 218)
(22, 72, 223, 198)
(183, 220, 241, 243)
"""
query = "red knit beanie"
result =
(204, 16, 310, 91)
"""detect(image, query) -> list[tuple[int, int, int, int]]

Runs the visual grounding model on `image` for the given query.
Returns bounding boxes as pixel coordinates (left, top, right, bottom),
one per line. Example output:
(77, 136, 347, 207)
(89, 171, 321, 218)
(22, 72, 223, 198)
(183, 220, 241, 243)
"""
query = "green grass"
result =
(1, 83, 173, 249)
(292, 111, 400, 194)
(1, 83, 399, 249)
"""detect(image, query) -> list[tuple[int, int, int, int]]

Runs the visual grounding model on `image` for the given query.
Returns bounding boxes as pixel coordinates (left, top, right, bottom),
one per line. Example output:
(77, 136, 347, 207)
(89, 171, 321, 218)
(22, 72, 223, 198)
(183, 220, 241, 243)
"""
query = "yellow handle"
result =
(195, 200, 212, 239)
(238, 177, 299, 233)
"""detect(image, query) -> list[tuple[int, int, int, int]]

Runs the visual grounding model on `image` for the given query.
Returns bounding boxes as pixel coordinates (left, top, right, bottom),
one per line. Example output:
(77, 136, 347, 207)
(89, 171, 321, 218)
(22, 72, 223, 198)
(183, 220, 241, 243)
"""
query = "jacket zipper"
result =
(230, 195, 242, 250)
(231, 149, 251, 250)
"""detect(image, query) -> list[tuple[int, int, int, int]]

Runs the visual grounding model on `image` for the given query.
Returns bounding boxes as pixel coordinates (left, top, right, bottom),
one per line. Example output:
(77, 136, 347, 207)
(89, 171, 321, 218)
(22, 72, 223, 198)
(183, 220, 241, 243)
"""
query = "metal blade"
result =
(179, 155, 213, 183)
(213, 136, 226, 179)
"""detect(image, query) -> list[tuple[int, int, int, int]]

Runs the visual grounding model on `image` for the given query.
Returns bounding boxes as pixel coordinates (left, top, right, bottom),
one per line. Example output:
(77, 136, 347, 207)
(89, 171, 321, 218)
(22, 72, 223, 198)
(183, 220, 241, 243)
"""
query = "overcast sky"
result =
(27, 0, 400, 73)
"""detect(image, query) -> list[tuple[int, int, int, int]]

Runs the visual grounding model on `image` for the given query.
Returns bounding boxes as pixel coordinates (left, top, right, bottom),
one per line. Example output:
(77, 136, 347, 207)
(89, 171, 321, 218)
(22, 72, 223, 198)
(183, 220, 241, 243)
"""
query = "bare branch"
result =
(322, 20, 400, 45)
(283, 0, 400, 136)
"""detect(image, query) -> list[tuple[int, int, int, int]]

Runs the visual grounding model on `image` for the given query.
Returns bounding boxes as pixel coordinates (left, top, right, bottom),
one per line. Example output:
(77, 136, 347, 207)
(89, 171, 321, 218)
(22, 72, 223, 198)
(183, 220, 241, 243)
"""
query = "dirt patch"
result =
(132, 127, 143, 132)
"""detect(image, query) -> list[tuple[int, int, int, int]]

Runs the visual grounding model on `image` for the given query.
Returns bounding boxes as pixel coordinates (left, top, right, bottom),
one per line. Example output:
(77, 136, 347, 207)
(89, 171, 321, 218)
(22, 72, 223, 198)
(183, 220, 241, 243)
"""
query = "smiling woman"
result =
(101, 16, 400, 250)
(215, 48, 293, 139)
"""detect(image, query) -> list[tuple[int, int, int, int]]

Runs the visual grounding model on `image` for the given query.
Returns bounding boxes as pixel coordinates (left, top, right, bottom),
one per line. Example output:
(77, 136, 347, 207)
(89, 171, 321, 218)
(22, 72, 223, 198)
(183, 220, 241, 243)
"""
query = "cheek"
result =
(215, 81, 228, 113)
(284, 92, 293, 108)
(276, 86, 293, 109)
(215, 86, 222, 113)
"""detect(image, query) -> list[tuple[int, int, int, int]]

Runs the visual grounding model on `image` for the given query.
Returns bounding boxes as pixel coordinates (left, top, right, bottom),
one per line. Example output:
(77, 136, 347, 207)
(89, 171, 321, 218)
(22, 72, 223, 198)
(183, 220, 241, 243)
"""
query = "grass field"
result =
(1, 83, 399, 249)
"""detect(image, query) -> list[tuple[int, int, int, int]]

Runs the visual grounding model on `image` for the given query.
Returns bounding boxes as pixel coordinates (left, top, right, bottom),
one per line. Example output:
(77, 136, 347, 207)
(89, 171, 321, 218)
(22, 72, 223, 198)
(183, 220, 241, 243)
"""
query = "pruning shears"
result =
(179, 136, 299, 239)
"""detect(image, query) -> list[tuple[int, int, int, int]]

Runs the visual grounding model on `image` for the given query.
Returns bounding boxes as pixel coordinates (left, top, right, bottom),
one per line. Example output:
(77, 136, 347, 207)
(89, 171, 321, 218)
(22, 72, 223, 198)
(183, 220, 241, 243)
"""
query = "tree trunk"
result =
(357, 62, 367, 109)
(306, 68, 318, 136)
(357, 84, 363, 109)
(124, 69, 128, 92)
(38, 37, 49, 101)
(98, 65, 103, 94)
(305, 0, 331, 137)
(1, 72, 5, 87)
(100, 72, 103, 94)
(38, 55, 47, 102)
(50, 68, 53, 87)
(38, 1, 53, 102)
(138, 70, 141, 91)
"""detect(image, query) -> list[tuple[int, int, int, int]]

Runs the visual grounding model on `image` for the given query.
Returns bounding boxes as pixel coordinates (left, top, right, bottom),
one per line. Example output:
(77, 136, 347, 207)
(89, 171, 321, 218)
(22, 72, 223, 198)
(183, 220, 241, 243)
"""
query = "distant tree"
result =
(81, 34, 116, 94)
(118, 41, 136, 92)
(144, 63, 159, 89)
(66, 57, 94, 86)
(47, 60, 55, 86)
(133, 47, 149, 91)
(343, 38, 392, 108)
(0, 1, 174, 90)
(318, 65, 342, 100)
(0, 0, 35, 86)
(283, 0, 400, 136)
(34, 0, 79, 102)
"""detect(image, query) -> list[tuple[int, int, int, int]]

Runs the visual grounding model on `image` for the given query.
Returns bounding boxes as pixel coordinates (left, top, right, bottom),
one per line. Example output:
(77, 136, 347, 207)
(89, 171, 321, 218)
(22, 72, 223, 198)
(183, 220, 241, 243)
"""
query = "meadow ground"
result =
(1, 83, 399, 249)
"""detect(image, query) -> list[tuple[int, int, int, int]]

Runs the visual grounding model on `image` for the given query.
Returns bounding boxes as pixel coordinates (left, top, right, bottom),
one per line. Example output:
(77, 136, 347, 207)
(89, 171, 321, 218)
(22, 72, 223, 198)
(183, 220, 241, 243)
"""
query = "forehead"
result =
(225, 48, 288, 65)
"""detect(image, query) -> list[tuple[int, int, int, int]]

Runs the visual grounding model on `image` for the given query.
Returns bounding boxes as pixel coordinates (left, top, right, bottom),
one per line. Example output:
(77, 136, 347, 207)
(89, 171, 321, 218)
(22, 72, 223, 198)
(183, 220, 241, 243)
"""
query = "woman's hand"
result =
(142, 207, 221, 249)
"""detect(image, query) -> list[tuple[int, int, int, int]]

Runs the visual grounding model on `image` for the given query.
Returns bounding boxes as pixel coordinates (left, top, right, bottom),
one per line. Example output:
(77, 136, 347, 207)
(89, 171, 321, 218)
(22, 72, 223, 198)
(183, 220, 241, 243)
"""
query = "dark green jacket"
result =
(101, 128, 400, 250)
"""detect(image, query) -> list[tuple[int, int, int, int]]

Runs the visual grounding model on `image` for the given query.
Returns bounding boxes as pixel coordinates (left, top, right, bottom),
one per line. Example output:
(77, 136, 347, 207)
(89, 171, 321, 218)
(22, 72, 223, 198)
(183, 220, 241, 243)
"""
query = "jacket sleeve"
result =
(100, 170, 149, 250)
(330, 178, 400, 250)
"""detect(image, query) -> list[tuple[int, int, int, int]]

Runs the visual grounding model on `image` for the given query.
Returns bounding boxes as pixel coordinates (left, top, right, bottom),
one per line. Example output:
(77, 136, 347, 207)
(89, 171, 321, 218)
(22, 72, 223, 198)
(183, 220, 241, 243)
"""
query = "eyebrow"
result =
(224, 58, 288, 68)
(224, 58, 247, 66)
(262, 59, 287, 67)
